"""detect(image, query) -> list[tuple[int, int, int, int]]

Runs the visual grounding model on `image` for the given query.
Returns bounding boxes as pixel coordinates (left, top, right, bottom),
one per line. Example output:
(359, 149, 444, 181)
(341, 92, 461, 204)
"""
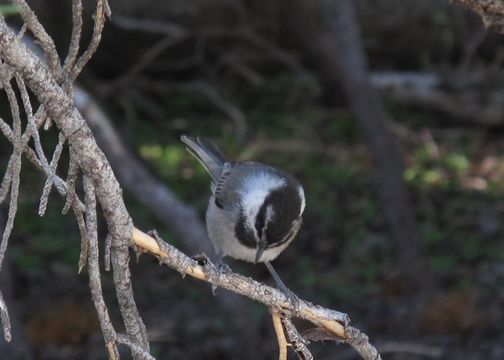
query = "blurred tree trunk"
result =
(282, 0, 429, 285)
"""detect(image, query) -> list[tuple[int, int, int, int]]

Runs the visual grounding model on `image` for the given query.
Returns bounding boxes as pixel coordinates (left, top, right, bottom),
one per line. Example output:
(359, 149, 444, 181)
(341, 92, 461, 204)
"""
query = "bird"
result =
(181, 135, 305, 304)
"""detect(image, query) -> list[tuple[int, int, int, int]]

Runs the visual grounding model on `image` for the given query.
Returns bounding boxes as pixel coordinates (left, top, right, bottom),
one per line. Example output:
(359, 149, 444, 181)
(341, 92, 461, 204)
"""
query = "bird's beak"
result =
(255, 244, 265, 264)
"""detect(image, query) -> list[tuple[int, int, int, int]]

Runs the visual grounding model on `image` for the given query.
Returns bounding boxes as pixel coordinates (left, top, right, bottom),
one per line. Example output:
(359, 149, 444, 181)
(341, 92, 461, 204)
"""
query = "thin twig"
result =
(271, 309, 288, 360)
(62, 149, 80, 215)
(15, 75, 67, 200)
(11, 0, 64, 82)
(14, 74, 32, 117)
(281, 317, 313, 360)
(63, 0, 83, 72)
(15, 24, 27, 41)
(0, 117, 85, 212)
(75, 208, 89, 274)
(20, 106, 46, 145)
(84, 175, 119, 359)
(11, 75, 84, 213)
(116, 334, 156, 360)
(0, 290, 11, 342)
(38, 133, 66, 216)
(0, 70, 22, 272)
(0, 116, 43, 172)
(69, 0, 107, 82)
(0, 155, 13, 205)
(111, 243, 150, 356)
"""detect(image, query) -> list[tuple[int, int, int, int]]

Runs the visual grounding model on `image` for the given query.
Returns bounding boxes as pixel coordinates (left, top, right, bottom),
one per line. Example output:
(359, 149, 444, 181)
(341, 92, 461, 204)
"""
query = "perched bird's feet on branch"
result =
(277, 282, 301, 312)
(265, 261, 300, 311)
(216, 256, 232, 273)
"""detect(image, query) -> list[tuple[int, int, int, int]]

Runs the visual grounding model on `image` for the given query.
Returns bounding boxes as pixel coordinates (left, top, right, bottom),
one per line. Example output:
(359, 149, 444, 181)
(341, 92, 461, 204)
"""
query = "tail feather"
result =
(181, 135, 226, 181)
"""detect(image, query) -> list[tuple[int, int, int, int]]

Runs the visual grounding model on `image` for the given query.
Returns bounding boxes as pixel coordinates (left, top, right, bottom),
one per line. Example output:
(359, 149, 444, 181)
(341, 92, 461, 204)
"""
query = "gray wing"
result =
(213, 162, 262, 210)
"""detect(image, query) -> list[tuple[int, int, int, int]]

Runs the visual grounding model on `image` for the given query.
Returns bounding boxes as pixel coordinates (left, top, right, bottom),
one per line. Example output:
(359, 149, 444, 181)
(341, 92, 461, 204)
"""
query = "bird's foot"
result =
(277, 283, 300, 311)
(264, 261, 300, 312)
(216, 257, 232, 273)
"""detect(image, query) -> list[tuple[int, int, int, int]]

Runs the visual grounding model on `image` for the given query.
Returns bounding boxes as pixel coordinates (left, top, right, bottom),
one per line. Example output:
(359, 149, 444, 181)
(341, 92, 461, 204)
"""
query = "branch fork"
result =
(132, 227, 380, 360)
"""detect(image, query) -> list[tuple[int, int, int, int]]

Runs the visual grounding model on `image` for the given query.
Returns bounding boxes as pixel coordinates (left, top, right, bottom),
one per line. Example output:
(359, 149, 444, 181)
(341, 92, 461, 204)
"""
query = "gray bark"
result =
(0, 19, 149, 356)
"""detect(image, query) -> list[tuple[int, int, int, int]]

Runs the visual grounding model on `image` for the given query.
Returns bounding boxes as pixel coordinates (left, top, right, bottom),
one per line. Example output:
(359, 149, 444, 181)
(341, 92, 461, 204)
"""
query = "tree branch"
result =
(0, 17, 149, 358)
(281, 316, 313, 360)
(0, 290, 11, 342)
(84, 175, 120, 359)
(132, 228, 381, 360)
(271, 310, 288, 360)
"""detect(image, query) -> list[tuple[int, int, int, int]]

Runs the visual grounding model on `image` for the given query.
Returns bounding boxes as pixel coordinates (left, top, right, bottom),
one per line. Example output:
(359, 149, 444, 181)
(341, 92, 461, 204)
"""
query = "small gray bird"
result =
(181, 135, 305, 301)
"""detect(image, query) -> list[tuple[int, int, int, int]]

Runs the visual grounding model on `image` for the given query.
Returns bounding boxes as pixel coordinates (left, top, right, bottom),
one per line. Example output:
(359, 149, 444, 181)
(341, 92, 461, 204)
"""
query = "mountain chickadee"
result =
(181, 135, 305, 302)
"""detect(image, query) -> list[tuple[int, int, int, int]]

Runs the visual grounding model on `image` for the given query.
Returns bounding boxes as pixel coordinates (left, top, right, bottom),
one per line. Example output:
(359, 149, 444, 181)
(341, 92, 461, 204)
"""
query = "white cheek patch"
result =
(262, 204, 276, 240)
(240, 172, 285, 242)
(265, 204, 275, 224)
(242, 188, 268, 242)
(298, 186, 306, 215)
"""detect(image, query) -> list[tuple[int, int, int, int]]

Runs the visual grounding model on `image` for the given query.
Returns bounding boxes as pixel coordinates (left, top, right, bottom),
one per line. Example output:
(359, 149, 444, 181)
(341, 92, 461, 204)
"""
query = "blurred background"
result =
(1, 0, 504, 359)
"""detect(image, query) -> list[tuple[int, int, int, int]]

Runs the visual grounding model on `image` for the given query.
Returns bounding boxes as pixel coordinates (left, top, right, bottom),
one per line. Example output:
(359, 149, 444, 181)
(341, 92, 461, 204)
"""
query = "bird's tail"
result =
(181, 135, 226, 182)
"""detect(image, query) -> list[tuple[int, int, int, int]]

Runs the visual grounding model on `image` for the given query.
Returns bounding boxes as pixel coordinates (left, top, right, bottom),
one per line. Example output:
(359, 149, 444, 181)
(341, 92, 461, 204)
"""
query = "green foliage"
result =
(404, 145, 470, 190)
(139, 144, 186, 177)
(138, 143, 210, 206)
(0, 4, 20, 16)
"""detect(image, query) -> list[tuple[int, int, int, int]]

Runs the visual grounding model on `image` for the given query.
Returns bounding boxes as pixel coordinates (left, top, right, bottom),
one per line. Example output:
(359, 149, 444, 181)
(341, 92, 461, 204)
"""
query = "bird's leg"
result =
(265, 261, 300, 310)
(216, 255, 231, 273)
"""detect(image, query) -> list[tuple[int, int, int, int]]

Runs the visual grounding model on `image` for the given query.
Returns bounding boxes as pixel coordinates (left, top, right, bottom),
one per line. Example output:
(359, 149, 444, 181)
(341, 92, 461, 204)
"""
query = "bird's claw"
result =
(216, 259, 232, 273)
(278, 284, 300, 312)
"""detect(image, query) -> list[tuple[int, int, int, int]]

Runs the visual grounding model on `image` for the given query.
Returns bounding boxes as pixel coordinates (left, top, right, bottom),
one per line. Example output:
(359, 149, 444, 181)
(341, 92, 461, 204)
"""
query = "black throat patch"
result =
(234, 209, 257, 249)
